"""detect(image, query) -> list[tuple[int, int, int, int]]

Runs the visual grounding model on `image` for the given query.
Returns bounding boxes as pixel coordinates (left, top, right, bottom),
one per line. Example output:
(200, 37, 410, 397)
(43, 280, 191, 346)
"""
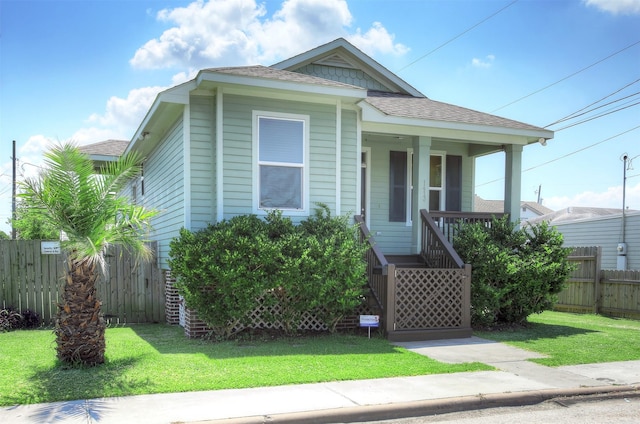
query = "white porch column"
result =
(412, 136, 432, 254)
(504, 144, 523, 223)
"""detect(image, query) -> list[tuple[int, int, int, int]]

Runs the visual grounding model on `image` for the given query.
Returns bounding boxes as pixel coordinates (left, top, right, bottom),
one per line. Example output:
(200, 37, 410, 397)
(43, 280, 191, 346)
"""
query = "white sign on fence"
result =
(41, 241, 61, 255)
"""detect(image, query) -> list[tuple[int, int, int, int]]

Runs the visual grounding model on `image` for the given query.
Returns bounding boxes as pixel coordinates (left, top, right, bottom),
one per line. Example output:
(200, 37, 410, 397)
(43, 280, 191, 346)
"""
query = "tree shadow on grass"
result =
(5, 357, 151, 423)
(475, 322, 599, 343)
(129, 323, 402, 359)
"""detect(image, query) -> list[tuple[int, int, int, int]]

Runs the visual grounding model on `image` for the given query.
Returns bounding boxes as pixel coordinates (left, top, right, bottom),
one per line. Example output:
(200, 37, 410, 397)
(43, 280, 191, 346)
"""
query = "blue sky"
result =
(1, 0, 639, 235)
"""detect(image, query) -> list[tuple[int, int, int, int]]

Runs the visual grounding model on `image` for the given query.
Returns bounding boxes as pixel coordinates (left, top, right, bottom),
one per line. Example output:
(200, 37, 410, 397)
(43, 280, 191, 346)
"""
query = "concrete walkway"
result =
(1, 337, 639, 424)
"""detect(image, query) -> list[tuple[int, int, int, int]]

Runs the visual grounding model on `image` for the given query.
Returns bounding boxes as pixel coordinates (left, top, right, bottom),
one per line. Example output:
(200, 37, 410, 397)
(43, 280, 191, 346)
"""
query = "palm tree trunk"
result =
(55, 256, 106, 366)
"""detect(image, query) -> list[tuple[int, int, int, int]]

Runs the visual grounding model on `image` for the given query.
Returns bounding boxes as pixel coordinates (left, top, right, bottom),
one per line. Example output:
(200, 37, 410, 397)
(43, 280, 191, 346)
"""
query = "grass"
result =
(0, 325, 490, 406)
(475, 311, 640, 366)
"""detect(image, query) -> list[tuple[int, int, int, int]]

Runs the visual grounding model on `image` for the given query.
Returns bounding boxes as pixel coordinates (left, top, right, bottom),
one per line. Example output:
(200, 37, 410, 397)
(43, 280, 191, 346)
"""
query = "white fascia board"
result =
(86, 154, 118, 162)
(359, 101, 554, 145)
(128, 82, 195, 153)
(196, 72, 366, 102)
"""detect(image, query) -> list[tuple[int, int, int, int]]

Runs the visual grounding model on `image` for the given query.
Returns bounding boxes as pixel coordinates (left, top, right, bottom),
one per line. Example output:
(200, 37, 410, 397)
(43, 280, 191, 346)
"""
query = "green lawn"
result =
(0, 325, 489, 406)
(475, 311, 640, 366)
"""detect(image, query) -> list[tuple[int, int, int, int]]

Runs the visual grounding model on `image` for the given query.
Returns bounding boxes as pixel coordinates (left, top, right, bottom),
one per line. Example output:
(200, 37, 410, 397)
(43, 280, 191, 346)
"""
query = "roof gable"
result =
(272, 38, 424, 97)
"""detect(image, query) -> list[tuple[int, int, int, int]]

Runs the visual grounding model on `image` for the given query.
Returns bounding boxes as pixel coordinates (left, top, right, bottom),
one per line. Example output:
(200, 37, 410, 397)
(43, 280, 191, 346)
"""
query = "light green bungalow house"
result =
(108, 38, 553, 339)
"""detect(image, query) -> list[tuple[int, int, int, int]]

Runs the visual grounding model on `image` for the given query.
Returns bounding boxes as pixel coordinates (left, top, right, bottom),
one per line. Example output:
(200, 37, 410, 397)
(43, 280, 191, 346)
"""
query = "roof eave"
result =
(195, 69, 367, 100)
(359, 101, 554, 144)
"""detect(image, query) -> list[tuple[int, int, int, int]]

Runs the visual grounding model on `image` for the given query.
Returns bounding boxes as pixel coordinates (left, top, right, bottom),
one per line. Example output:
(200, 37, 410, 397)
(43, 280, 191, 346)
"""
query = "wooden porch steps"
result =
(385, 255, 428, 268)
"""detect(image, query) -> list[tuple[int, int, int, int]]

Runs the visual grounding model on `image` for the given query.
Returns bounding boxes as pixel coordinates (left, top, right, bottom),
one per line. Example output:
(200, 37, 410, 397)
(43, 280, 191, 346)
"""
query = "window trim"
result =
(252, 111, 310, 216)
(429, 152, 446, 212)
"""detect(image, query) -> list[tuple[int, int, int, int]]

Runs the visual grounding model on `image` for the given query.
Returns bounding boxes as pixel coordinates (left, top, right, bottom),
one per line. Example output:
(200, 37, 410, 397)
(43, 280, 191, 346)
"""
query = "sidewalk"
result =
(2, 337, 639, 424)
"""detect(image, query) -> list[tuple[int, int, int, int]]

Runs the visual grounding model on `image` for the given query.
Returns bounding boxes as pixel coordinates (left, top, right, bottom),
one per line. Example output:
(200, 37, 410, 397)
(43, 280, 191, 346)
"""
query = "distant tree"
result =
(19, 143, 157, 366)
(0, 230, 9, 240)
(12, 199, 59, 239)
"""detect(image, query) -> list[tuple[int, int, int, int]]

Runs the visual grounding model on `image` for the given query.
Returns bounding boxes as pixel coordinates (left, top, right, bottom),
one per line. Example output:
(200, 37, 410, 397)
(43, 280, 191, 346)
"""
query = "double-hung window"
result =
(254, 112, 308, 213)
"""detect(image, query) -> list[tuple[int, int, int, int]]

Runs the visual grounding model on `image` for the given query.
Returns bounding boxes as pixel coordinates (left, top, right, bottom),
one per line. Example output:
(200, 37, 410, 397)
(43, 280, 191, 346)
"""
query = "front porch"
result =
(357, 210, 503, 342)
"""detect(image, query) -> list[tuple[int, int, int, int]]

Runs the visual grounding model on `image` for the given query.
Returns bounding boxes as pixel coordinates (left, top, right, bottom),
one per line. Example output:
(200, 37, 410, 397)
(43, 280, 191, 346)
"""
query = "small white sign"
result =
(41, 241, 61, 255)
(360, 315, 380, 328)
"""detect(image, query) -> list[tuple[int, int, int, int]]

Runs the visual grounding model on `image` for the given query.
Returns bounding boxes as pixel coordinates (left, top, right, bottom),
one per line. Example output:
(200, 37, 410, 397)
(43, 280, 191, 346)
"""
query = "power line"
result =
(475, 125, 640, 188)
(545, 78, 640, 128)
(397, 0, 519, 72)
(552, 100, 640, 132)
(491, 40, 640, 113)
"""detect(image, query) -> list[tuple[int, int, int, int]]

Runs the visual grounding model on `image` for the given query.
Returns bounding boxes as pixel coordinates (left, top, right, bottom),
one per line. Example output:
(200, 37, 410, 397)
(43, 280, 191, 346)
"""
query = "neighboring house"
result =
(474, 195, 553, 221)
(527, 207, 640, 270)
(82, 38, 554, 339)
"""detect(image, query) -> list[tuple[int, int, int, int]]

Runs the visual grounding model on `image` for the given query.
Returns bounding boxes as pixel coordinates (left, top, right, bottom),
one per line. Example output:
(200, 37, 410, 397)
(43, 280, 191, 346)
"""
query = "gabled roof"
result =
(273, 38, 424, 98)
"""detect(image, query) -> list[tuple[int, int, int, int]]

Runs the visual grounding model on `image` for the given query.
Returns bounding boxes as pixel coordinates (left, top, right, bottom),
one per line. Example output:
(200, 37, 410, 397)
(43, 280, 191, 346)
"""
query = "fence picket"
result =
(555, 246, 640, 319)
(0, 240, 164, 326)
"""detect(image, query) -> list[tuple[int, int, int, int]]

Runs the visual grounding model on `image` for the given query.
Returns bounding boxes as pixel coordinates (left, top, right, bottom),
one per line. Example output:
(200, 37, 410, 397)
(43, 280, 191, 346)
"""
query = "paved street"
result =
(356, 392, 640, 424)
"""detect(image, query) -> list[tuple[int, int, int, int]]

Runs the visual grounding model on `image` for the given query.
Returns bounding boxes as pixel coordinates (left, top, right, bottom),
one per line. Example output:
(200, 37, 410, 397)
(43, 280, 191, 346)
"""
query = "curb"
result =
(182, 385, 639, 424)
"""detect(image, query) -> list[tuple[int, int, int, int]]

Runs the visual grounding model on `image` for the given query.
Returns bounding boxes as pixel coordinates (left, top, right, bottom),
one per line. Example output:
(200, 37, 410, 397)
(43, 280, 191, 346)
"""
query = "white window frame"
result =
(252, 111, 310, 216)
(406, 148, 414, 226)
(429, 152, 446, 211)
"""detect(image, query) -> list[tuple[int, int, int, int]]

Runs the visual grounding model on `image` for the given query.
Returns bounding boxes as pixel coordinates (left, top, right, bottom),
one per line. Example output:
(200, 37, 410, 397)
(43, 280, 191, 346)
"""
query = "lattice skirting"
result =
(394, 268, 465, 330)
(164, 272, 375, 338)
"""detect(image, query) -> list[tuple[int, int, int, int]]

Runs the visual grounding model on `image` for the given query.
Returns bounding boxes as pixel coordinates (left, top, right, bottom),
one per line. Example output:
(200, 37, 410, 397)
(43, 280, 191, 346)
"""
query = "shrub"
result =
(0, 306, 40, 331)
(453, 216, 573, 327)
(169, 215, 280, 338)
(169, 206, 368, 338)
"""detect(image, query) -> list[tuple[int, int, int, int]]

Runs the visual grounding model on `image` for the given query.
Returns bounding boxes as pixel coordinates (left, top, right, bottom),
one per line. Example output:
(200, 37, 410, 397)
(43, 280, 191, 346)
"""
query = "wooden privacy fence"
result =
(556, 246, 640, 319)
(0, 240, 164, 325)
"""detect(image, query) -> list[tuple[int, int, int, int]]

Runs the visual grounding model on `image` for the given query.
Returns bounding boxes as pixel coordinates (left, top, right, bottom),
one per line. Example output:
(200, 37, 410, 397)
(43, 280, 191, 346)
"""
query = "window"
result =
(255, 113, 308, 211)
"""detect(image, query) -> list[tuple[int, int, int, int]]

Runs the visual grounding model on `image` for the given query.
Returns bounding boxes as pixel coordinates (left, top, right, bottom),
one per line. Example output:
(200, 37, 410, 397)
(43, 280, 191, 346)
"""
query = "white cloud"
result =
(130, 0, 407, 70)
(349, 22, 409, 57)
(584, 0, 640, 15)
(472, 54, 495, 69)
(69, 85, 167, 145)
(543, 181, 640, 211)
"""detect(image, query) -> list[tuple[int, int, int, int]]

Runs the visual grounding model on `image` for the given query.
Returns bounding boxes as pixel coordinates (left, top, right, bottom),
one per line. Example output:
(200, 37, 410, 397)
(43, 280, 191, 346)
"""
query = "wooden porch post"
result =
(385, 263, 396, 335)
(504, 144, 523, 223)
(411, 136, 431, 254)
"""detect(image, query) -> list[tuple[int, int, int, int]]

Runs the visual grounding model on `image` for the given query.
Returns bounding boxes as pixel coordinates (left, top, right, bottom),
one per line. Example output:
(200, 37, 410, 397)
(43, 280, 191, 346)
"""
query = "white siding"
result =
(555, 212, 640, 270)
(144, 116, 185, 267)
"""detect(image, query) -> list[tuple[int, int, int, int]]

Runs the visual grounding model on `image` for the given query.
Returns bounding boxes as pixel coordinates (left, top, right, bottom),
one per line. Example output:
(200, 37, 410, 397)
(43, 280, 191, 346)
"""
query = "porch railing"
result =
(427, 211, 508, 245)
(355, 213, 471, 341)
(420, 209, 464, 269)
(354, 215, 390, 314)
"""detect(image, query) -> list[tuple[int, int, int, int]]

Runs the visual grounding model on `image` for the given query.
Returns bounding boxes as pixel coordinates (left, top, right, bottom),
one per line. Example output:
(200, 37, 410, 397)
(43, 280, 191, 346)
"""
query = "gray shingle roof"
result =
(474, 195, 554, 216)
(526, 206, 632, 225)
(207, 65, 363, 90)
(365, 91, 547, 131)
(78, 140, 129, 157)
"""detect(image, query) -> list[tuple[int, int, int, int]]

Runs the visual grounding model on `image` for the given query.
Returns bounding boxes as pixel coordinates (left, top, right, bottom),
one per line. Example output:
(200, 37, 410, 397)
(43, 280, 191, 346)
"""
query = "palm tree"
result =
(20, 143, 157, 366)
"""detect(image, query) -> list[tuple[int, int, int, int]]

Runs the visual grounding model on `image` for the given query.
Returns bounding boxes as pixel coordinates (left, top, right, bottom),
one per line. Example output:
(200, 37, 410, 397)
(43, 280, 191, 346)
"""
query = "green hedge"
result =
(168, 205, 368, 338)
(453, 216, 574, 327)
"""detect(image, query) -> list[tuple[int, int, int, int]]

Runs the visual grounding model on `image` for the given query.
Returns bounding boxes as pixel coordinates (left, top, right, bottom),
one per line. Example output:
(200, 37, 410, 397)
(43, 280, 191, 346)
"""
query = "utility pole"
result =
(12, 140, 17, 240)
